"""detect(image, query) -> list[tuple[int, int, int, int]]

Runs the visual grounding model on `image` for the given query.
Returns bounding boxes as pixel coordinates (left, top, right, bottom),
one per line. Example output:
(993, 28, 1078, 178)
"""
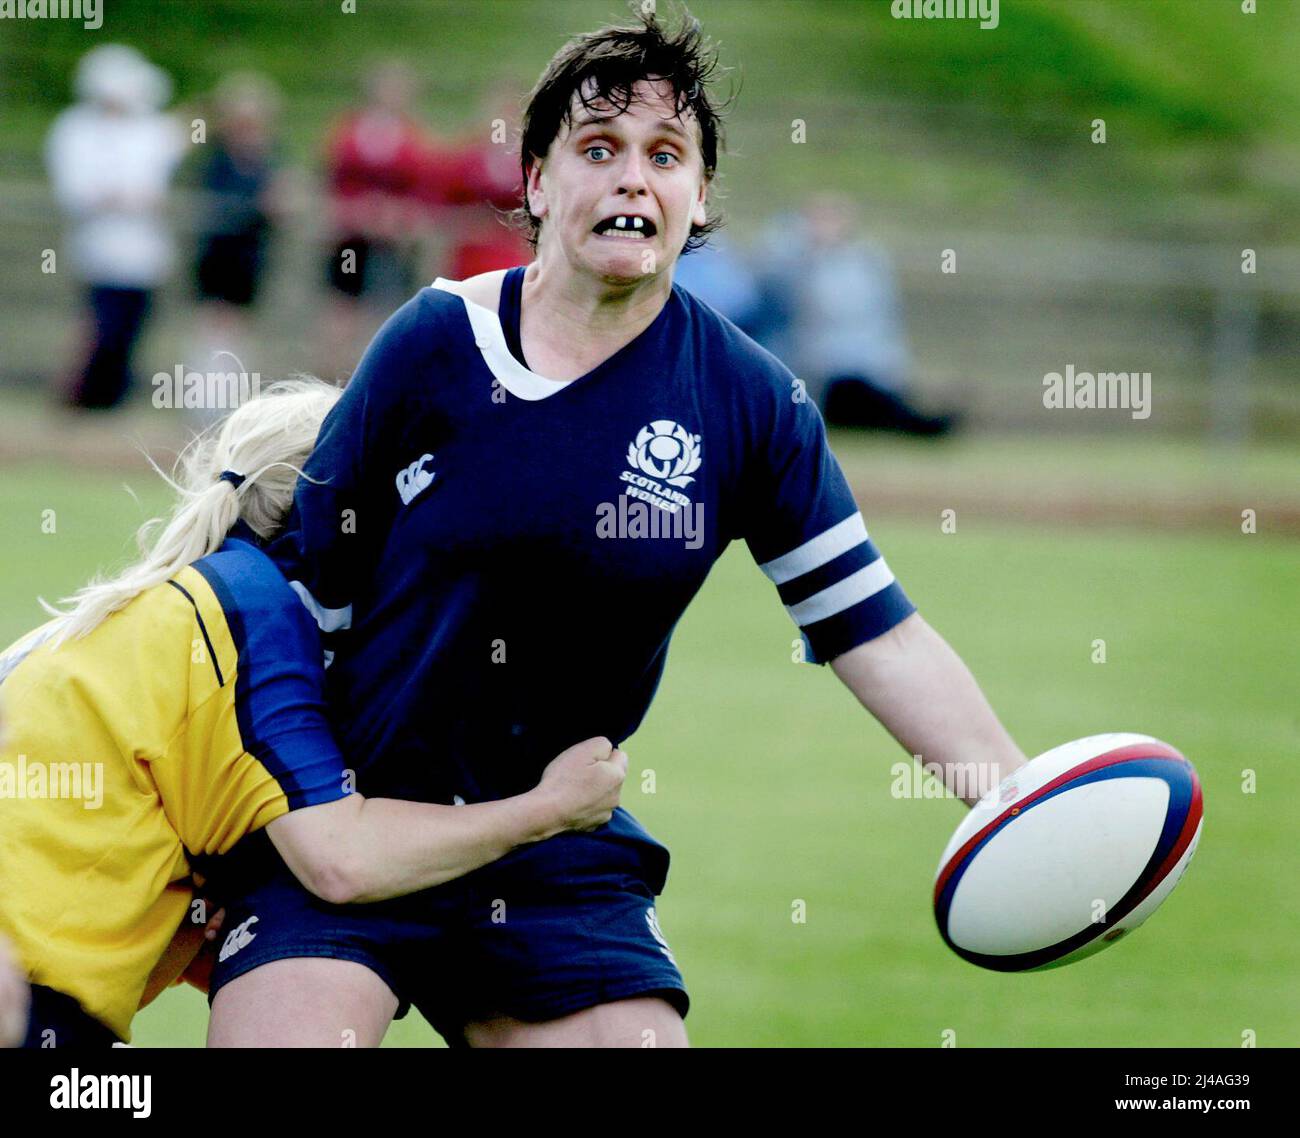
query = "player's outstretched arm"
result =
(830, 612, 1027, 808)
(264, 737, 627, 905)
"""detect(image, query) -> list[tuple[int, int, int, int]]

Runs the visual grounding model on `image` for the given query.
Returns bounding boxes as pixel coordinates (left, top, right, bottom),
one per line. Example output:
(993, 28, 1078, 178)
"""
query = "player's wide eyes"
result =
(585, 146, 610, 161)
(652, 152, 677, 167)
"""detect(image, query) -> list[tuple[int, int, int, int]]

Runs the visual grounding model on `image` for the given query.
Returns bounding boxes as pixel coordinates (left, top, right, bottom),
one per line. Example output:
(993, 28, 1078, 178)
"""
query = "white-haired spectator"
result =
(46, 45, 185, 409)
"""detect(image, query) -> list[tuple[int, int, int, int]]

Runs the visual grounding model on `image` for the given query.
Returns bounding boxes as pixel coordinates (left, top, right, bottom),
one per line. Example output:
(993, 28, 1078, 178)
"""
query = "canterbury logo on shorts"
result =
(218, 915, 260, 963)
(645, 907, 677, 966)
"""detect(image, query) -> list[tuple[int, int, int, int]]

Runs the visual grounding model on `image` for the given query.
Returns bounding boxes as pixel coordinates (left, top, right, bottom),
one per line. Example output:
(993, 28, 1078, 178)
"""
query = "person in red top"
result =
(441, 84, 532, 280)
(320, 60, 436, 375)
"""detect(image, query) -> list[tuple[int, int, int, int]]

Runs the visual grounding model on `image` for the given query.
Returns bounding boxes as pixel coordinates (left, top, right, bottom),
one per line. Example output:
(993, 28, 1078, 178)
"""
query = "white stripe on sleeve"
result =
(758, 512, 869, 586)
(785, 557, 896, 627)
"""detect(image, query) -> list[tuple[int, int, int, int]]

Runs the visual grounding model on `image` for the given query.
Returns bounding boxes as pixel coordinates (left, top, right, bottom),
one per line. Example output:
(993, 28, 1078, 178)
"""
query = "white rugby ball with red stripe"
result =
(934, 734, 1203, 971)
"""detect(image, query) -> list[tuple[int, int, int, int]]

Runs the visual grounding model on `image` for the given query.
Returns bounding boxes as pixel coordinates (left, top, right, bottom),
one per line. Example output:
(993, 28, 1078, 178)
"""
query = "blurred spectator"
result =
(673, 235, 763, 336)
(321, 59, 434, 373)
(189, 73, 285, 397)
(45, 45, 184, 410)
(441, 83, 531, 279)
(754, 193, 961, 436)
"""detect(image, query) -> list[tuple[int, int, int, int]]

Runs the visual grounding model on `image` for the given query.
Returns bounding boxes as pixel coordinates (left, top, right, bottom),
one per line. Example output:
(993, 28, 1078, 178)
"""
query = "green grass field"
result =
(2, 455, 1296, 1047)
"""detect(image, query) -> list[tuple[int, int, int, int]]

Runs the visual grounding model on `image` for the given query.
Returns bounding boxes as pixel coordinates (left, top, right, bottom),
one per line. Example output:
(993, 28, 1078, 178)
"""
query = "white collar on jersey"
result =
(431, 276, 577, 402)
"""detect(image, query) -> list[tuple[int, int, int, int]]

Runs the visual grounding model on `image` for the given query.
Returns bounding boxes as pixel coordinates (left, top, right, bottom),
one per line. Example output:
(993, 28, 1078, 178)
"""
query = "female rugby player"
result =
(207, 8, 1027, 1047)
(0, 380, 627, 1047)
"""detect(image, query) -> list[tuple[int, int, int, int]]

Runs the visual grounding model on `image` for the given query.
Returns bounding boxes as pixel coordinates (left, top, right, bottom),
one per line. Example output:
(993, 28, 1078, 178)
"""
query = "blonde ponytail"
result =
(38, 376, 342, 649)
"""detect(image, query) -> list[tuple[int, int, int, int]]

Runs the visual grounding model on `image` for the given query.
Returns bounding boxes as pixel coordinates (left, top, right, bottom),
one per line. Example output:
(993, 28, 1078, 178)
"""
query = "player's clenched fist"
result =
(538, 736, 629, 833)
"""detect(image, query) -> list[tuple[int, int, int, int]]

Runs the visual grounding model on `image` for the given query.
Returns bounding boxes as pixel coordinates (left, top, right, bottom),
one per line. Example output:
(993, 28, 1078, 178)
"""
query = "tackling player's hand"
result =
(180, 898, 226, 996)
(537, 736, 628, 834)
(137, 876, 227, 1007)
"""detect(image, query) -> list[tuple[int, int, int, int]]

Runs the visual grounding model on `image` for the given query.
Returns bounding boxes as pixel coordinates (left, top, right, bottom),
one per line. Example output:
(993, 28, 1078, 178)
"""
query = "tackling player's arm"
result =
(150, 744, 624, 999)
(266, 736, 627, 905)
(829, 613, 1026, 808)
(175, 560, 627, 909)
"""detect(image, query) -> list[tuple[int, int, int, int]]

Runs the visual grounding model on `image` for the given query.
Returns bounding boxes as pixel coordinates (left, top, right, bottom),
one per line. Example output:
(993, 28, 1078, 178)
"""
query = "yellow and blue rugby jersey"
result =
(0, 524, 348, 1040)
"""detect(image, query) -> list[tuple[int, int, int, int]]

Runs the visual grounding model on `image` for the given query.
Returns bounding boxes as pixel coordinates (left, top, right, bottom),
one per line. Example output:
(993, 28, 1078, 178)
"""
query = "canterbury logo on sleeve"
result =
(396, 453, 436, 506)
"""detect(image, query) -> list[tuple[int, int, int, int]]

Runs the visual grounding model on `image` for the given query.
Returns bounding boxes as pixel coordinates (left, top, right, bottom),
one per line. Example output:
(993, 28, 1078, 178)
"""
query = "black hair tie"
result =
(218, 470, 247, 489)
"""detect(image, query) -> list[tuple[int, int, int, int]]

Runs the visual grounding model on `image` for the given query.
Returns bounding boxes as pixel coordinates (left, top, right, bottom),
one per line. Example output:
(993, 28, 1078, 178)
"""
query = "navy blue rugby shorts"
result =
(206, 810, 688, 1045)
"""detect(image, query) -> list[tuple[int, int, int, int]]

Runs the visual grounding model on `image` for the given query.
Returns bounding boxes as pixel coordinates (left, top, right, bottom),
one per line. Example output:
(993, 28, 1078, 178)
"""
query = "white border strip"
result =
(432, 276, 577, 402)
(287, 580, 352, 633)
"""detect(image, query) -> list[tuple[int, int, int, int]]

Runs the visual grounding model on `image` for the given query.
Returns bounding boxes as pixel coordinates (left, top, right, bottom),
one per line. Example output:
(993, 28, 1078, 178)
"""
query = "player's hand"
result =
(180, 903, 225, 995)
(537, 736, 628, 834)
(180, 873, 226, 995)
(138, 877, 227, 1007)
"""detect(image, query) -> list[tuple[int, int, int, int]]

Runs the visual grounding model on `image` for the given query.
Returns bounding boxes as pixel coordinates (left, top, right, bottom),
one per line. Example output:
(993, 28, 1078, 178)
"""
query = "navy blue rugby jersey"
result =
(268, 268, 916, 818)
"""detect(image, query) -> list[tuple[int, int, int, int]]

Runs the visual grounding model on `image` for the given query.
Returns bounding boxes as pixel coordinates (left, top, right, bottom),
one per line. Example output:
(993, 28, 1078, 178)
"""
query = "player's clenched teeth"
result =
(593, 215, 656, 239)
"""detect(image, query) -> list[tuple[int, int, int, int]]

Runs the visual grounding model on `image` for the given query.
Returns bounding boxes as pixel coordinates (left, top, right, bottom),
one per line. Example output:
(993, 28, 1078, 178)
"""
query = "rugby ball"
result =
(934, 733, 1202, 971)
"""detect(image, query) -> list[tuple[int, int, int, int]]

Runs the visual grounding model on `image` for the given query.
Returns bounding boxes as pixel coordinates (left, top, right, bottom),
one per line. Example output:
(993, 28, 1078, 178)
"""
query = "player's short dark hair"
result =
(512, 1, 731, 255)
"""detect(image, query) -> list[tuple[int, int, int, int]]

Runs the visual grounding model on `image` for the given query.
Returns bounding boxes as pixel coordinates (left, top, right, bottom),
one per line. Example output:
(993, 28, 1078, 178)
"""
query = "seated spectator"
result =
(673, 235, 763, 337)
(753, 193, 962, 436)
